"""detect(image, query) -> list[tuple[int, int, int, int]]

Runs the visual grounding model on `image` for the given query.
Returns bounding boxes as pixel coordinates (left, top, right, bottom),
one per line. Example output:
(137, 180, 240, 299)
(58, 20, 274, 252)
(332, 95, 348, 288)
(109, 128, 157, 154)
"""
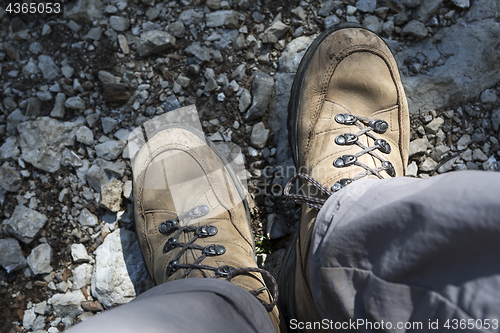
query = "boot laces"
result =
(159, 205, 278, 312)
(284, 114, 395, 210)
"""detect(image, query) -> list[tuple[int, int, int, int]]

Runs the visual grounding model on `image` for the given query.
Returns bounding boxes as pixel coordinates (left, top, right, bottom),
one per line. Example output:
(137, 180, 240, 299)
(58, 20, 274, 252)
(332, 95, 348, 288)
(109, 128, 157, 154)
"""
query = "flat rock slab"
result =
(396, 1, 500, 114)
(3, 205, 48, 244)
(270, 35, 315, 171)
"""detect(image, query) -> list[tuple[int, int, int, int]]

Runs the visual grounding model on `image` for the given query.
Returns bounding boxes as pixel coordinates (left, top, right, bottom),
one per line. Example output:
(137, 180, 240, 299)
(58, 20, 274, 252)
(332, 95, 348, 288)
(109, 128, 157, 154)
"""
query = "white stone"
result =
(72, 264, 93, 290)
(100, 179, 123, 212)
(71, 244, 91, 263)
(91, 228, 153, 308)
(23, 58, 40, 76)
(34, 301, 47, 315)
(419, 157, 438, 172)
(406, 161, 418, 177)
(452, 0, 469, 8)
(122, 180, 133, 200)
(425, 117, 444, 134)
(78, 208, 98, 227)
(23, 308, 36, 330)
(409, 136, 430, 156)
(48, 290, 86, 318)
(61, 65, 74, 78)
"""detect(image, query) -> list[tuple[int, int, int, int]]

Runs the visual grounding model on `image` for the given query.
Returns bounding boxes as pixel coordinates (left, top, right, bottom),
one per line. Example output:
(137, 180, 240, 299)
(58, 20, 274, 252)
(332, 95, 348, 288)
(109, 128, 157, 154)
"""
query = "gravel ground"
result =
(1, 0, 500, 332)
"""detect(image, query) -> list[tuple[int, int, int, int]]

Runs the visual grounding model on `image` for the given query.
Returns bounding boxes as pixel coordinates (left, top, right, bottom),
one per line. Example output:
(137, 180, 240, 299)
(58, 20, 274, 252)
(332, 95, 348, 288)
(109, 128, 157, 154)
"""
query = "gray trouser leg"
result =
(310, 171, 500, 332)
(67, 278, 275, 333)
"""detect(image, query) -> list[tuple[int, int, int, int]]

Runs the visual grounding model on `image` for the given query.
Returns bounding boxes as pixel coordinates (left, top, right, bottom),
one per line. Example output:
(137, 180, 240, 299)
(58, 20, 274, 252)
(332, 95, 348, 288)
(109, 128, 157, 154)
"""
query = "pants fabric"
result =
(68, 171, 500, 332)
(67, 278, 275, 333)
(310, 170, 500, 332)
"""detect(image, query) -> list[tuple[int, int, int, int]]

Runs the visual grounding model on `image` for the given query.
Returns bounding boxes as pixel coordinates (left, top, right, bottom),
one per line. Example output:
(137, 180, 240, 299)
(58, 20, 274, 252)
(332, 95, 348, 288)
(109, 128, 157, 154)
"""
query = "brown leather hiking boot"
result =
(279, 24, 410, 332)
(130, 107, 280, 331)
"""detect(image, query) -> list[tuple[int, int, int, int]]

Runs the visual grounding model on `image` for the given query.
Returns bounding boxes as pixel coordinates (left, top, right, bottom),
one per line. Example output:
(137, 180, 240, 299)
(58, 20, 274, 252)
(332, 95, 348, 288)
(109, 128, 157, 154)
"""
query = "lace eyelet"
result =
(382, 161, 396, 177)
(166, 260, 178, 276)
(375, 139, 391, 154)
(163, 237, 179, 253)
(335, 133, 358, 145)
(331, 178, 353, 192)
(333, 155, 357, 168)
(335, 113, 357, 125)
(369, 120, 389, 134)
(195, 225, 218, 237)
(159, 219, 179, 235)
(203, 244, 226, 256)
(216, 265, 235, 277)
(190, 205, 210, 218)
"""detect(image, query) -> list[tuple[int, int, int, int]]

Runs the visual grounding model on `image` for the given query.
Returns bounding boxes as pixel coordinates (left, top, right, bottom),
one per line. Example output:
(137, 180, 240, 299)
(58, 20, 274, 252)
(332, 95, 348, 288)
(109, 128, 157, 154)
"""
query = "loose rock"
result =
(0, 162, 21, 192)
(109, 16, 129, 32)
(78, 208, 98, 227)
(409, 137, 430, 156)
(3, 205, 48, 244)
(420, 157, 438, 172)
(76, 126, 94, 146)
(50, 93, 66, 119)
(0, 238, 27, 273)
(206, 10, 240, 28)
(0, 137, 20, 161)
(65, 96, 86, 110)
(71, 244, 91, 264)
(457, 134, 472, 150)
(27, 243, 53, 275)
(95, 140, 126, 161)
(250, 122, 270, 149)
(18, 117, 78, 173)
(138, 30, 176, 57)
(356, 0, 377, 13)
(262, 20, 290, 44)
(245, 71, 274, 121)
(100, 179, 123, 212)
(239, 88, 252, 113)
(402, 20, 428, 39)
(424, 117, 444, 134)
(48, 290, 86, 318)
(38, 55, 59, 81)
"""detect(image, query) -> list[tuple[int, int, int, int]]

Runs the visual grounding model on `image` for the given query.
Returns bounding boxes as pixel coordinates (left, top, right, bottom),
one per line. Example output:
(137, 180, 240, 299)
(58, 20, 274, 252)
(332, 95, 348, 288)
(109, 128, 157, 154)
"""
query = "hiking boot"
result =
(279, 23, 410, 331)
(131, 109, 281, 331)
